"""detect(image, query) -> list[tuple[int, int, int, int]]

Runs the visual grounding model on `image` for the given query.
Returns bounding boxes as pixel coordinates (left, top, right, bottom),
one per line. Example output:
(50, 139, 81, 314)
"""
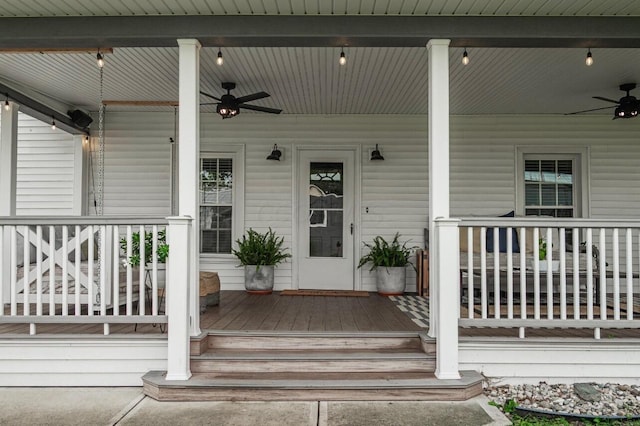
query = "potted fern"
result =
(232, 228, 291, 294)
(358, 233, 417, 295)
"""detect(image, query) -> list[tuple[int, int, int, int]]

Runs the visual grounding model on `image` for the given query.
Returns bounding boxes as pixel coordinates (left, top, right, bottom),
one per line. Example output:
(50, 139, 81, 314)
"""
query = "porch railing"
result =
(0, 216, 169, 335)
(456, 217, 640, 338)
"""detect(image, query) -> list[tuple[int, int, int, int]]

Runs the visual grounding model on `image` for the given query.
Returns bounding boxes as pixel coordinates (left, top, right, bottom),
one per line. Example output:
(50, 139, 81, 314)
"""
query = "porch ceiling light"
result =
(51, 118, 56, 130)
(585, 48, 593, 66)
(266, 144, 282, 161)
(96, 51, 105, 68)
(370, 144, 384, 161)
(462, 48, 469, 65)
(4, 94, 9, 111)
(216, 48, 224, 66)
(339, 47, 347, 66)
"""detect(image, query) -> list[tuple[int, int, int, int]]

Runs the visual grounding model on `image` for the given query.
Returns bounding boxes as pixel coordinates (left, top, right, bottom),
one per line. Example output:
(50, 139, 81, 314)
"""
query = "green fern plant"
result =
(120, 229, 169, 267)
(357, 233, 418, 271)
(232, 228, 291, 268)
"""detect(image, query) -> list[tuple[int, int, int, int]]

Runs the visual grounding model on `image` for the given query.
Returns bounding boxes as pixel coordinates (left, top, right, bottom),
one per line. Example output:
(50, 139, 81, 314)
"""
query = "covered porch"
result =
(1, 3, 640, 390)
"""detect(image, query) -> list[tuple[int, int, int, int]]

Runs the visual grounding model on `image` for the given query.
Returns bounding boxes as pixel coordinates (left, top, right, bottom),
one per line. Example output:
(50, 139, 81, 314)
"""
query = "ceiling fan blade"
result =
(235, 91, 270, 104)
(239, 104, 282, 114)
(564, 105, 616, 115)
(592, 96, 620, 104)
(200, 91, 221, 101)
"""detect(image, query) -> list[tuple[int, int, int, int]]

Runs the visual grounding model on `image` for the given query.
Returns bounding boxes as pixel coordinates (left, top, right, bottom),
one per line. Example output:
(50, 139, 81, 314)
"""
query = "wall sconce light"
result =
(266, 144, 282, 161)
(370, 144, 384, 161)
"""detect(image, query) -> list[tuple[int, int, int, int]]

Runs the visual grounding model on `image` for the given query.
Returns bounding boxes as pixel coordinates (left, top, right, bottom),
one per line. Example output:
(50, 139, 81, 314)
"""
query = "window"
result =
(517, 148, 588, 220)
(200, 157, 233, 253)
(524, 158, 575, 218)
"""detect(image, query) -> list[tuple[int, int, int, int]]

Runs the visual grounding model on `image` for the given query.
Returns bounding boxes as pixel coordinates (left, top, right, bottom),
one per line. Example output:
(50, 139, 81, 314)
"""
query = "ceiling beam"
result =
(0, 16, 639, 48)
(0, 82, 89, 135)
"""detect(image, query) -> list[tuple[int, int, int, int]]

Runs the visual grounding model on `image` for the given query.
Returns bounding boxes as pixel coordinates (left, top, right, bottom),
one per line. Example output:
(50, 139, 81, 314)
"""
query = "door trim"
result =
(292, 144, 362, 290)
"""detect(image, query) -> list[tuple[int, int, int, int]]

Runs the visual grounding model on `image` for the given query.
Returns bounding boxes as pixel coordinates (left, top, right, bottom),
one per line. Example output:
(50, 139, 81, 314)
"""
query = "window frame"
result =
(515, 146, 590, 218)
(199, 146, 244, 258)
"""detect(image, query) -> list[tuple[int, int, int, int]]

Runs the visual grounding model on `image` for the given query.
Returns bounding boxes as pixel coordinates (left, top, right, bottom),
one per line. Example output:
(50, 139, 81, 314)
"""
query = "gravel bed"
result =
(485, 382, 640, 418)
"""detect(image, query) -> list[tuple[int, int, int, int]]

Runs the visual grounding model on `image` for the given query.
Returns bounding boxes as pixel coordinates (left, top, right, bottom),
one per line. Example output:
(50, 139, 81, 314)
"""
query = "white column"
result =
(1, 102, 18, 304)
(177, 39, 202, 336)
(427, 39, 451, 338)
(166, 216, 192, 381)
(434, 217, 461, 380)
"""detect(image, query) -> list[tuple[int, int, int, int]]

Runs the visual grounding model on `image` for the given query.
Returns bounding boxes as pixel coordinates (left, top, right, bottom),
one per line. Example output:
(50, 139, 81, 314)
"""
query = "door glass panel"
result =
(309, 162, 344, 257)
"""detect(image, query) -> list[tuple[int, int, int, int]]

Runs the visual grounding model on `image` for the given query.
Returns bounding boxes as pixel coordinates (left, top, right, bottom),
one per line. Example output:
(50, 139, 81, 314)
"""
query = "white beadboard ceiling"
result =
(0, 46, 639, 118)
(0, 0, 640, 17)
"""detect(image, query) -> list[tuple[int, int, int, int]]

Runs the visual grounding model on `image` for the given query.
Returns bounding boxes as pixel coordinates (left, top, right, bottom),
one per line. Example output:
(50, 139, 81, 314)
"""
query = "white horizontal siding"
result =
(199, 115, 429, 291)
(101, 112, 640, 291)
(15, 112, 76, 216)
(0, 337, 167, 386)
(94, 112, 173, 216)
(460, 339, 640, 385)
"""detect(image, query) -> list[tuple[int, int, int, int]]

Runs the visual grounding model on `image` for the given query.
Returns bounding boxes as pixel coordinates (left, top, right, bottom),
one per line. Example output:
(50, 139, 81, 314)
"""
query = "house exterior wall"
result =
(97, 112, 640, 291)
(15, 112, 77, 215)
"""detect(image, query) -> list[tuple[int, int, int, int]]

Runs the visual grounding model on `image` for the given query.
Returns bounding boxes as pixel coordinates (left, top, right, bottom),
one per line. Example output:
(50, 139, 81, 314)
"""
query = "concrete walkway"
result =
(0, 388, 511, 426)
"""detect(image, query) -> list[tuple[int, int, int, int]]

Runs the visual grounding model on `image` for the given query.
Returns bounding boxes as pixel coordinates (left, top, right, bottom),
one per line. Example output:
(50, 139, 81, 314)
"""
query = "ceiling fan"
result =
(566, 83, 639, 119)
(200, 82, 282, 119)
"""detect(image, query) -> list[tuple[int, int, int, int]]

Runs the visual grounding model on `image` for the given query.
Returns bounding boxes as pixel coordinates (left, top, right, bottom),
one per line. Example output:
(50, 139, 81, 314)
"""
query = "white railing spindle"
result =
(467, 227, 473, 319)
(75, 225, 81, 316)
(546, 227, 553, 319)
(559, 228, 566, 320)
(586, 229, 593, 320)
(533, 227, 540, 320)
(572, 228, 580, 320)
(138, 226, 146, 316)
(612, 228, 620, 320)
(61, 226, 68, 316)
(112, 225, 120, 316)
(36, 226, 43, 316)
(87, 225, 94, 315)
(126, 225, 133, 316)
(626, 228, 633, 321)
(493, 227, 500, 319)
(48, 226, 55, 316)
(480, 227, 487, 319)
(23, 225, 30, 317)
(152, 225, 159, 316)
(10, 226, 17, 315)
(506, 227, 513, 319)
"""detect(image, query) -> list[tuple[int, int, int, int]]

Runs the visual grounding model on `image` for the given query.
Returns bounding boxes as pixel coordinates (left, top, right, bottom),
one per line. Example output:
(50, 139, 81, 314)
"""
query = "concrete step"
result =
(190, 349, 435, 373)
(142, 370, 484, 402)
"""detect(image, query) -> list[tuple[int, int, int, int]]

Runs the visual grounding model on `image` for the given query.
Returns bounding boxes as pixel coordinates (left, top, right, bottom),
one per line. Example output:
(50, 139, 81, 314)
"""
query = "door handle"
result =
(350, 223, 354, 235)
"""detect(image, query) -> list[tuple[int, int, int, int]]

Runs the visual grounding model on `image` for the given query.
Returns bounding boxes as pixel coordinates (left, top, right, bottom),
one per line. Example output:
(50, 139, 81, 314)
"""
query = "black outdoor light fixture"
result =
(266, 144, 282, 161)
(370, 144, 384, 161)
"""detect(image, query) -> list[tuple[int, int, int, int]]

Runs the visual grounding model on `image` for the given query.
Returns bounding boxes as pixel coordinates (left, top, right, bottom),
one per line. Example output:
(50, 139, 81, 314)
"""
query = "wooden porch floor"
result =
(1, 291, 638, 338)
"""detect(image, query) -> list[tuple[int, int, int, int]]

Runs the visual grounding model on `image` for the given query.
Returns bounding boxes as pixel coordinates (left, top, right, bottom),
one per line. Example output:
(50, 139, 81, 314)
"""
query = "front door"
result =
(297, 149, 355, 290)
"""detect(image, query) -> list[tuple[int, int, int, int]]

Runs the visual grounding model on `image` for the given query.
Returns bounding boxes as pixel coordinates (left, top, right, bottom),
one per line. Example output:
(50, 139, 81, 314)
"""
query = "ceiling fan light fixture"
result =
(216, 49, 224, 66)
(266, 144, 282, 161)
(216, 101, 239, 119)
(339, 48, 347, 66)
(462, 49, 469, 65)
(585, 48, 593, 66)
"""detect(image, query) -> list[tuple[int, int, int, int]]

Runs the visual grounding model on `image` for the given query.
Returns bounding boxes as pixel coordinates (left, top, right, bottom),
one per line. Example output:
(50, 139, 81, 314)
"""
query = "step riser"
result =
(206, 336, 428, 351)
(144, 382, 483, 402)
(190, 359, 436, 374)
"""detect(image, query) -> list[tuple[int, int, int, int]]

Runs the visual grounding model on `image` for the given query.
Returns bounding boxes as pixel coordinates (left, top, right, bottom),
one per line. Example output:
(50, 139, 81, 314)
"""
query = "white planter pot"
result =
(376, 266, 406, 296)
(528, 259, 560, 272)
(244, 265, 275, 294)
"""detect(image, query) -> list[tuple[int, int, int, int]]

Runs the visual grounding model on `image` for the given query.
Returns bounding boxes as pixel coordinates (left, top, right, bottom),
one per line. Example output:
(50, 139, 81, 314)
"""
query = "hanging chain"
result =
(95, 64, 105, 305)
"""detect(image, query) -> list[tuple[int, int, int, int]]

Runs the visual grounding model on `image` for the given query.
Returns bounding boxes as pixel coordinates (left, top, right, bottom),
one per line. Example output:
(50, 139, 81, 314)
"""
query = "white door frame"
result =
(292, 144, 362, 290)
